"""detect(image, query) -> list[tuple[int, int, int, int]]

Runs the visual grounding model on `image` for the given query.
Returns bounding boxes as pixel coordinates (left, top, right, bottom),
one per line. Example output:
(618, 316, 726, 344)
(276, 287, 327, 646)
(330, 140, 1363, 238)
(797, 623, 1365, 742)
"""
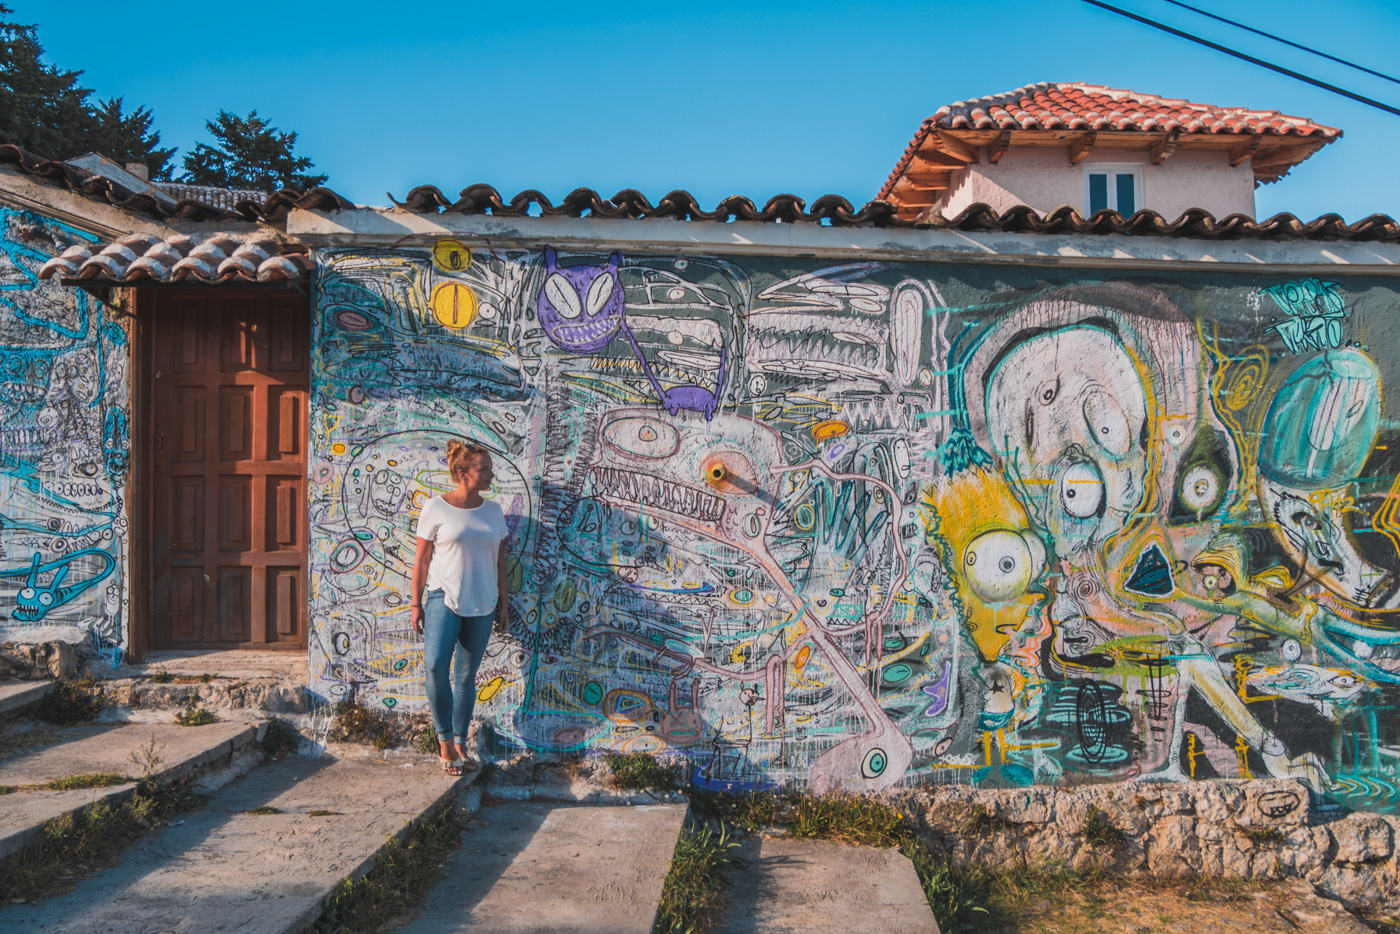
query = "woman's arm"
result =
(410, 537, 434, 634)
(494, 540, 510, 635)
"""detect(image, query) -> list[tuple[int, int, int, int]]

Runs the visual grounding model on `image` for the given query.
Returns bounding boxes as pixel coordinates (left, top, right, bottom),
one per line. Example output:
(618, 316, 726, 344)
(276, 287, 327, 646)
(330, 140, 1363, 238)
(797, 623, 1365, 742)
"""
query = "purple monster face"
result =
(537, 249, 625, 352)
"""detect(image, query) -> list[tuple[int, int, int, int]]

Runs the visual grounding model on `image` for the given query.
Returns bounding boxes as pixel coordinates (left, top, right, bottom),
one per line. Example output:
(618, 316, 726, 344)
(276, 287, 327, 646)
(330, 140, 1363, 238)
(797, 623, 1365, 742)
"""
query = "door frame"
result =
(131, 284, 312, 659)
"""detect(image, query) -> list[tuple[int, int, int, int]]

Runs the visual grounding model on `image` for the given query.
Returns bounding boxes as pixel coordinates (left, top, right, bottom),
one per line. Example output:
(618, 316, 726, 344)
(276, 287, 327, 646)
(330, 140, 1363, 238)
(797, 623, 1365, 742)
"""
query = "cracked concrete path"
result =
(714, 837, 939, 934)
(0, 756, 465, 934)
(391, 801, 688, 934)
(0, 721, 257, 860)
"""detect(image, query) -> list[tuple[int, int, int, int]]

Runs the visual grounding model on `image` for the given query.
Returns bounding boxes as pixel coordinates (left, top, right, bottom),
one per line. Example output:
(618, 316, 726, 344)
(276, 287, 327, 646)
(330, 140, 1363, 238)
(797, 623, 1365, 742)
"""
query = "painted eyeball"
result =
(1179, 465, 1222, 514)
(543, 273, 582, 319)
(38, 591, 54, 606)
(963, 530, 1033, 603)
(1059, 462, 1104, 519)
(19, 587, 35, 600)
(586, 272, 615, 315)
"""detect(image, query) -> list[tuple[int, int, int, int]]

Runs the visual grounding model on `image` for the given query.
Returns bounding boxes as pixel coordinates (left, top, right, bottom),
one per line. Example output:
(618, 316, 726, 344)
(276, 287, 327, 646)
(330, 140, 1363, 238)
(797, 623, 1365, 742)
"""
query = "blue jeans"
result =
(421, 589, 494, 745)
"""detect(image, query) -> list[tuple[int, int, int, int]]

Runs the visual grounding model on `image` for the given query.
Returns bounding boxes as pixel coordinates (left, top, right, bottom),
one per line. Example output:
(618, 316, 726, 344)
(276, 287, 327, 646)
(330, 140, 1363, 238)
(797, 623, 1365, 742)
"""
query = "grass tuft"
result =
(655, 821, 745, 934)
(414, 725, 439, 756)
(309, 801, 466, 933)
(30, 678, 103, 725)
(259, 718, 303, 759)
(174, 705, 218, 727)
(44, 772, 129, 791)
(691, 790, 909, 847)
(148, 671, 173, 684)
(308, 809, 343, 817)
(601, 751, 684, 792)
(0, 785, 11, 795)
(0, 777, 202, 902)
(245, 806, 282, 816)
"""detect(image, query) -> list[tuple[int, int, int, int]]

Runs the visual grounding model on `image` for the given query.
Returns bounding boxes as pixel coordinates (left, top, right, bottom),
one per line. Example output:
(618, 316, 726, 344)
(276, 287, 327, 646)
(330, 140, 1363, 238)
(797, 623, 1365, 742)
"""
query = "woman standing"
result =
(410, 440, 509, 775)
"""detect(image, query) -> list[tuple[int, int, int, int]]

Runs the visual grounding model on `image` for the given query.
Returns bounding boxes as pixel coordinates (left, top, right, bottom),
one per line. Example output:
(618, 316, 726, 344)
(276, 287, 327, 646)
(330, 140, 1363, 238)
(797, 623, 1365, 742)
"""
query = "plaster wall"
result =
(0, 205, 131, 660)
(940, 147, 1257, 220)
(305, 235, 1400, 810)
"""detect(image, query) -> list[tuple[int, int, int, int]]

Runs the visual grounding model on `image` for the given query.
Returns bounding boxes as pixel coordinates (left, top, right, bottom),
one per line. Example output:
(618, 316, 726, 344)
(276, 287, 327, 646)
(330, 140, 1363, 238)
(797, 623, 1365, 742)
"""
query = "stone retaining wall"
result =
(895, 780, 1399, 910)
(0, 641, 91, 680)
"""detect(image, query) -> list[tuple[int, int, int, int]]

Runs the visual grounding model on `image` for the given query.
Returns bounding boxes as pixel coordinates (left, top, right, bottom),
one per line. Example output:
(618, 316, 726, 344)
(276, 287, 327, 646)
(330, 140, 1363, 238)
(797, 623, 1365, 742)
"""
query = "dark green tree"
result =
(180, 110, 327, 192)
(0, 5, 175, 178)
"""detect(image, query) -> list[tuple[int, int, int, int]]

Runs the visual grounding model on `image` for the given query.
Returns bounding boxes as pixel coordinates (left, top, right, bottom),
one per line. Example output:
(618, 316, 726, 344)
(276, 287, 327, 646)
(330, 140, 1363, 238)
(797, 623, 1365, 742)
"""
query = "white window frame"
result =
(1083, 164, 1144, 215)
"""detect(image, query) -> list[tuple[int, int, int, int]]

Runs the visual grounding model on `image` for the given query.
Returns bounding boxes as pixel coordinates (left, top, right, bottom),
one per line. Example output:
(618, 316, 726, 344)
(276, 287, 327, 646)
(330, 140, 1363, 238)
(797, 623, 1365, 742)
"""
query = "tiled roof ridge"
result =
(38, 231, 313, 284)
(0, 144, 352, 222)
(930, 81, 1341, 136)
(155, 181, 274, 213)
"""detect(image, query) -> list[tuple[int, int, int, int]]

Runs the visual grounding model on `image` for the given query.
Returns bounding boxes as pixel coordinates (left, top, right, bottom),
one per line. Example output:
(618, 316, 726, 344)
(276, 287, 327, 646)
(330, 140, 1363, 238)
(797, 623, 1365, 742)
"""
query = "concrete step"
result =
(0, 756, 467, 934)
(0, 720, 257, 860)
(714, 838, 939, 934)
(391, 801, 688, 934)
(0, 681, 51, 717)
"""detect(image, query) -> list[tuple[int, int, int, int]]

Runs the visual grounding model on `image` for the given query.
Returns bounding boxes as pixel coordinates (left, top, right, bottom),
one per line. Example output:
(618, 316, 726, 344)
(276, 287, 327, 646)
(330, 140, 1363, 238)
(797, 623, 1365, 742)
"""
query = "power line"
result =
(1162, 0, 1400, 87)
(1082, 0, 1400, 118)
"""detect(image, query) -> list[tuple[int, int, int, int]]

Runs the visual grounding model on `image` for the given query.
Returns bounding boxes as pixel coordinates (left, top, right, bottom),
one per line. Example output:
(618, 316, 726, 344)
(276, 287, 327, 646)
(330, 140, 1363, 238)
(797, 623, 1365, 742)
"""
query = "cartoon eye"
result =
(1083, 392, 1132, 457)
(38, 592, 54, 606)
(963, 530, 1033, 603)
(1178, 465, 1222, 513)
(1037, 377, 1060, 405)
(1059, 462, 1104, 519)
(585, 273, 615, 316)
(19, 588, 35, 600)
(543, 273, 582, 319)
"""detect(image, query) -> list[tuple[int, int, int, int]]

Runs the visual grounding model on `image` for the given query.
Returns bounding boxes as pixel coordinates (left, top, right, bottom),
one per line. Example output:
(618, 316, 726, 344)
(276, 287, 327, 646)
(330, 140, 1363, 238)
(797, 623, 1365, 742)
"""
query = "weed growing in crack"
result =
(655, 820, 745, 934)
(44, 772, 129, 791)
(961, 802, 1015, 835)
(245, 806, 282, 816)
(174, 705, 218, 727)
(327, 699, 398, 751)
(601, 751, 683, 792)
(148, 672, 174, 684)
(128, 732, 165, 779)
(308, 810, 343, 817)
(414, 725, 439, 756)
(308, 801, 466, 933)
(1082, 805, 1128, 850)
(1237, 823, 1287, 845)
(259, 718, 303, 759)
(31, 678, 103, 725)
(0, 776, 203, 902)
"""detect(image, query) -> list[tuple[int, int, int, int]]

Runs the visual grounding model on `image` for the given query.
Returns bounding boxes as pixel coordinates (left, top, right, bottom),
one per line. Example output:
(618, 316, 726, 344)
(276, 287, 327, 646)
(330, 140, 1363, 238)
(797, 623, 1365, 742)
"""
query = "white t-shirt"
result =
(414, 496, 509, 616)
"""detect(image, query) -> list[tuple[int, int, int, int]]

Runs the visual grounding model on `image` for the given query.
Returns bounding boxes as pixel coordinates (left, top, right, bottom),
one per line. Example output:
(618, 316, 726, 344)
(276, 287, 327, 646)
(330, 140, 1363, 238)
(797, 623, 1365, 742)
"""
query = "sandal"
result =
(441, 757, 464, 776)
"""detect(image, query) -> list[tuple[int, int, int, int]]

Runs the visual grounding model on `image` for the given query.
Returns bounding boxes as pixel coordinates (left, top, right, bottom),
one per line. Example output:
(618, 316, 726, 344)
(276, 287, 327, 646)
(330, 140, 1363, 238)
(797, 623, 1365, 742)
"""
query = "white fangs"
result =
(590, 466, 724, 521)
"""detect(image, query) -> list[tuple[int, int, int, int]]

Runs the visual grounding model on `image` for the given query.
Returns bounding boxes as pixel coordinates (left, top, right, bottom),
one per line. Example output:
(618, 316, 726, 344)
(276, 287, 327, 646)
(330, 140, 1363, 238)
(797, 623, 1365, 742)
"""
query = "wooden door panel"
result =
(219, 387, 253, 460)
(266, 476, 303, 551)
(169, 477, 204, 552)
(269, 388, 303, 459)
(217, 568, 251, 642)
(268, 567, 302, 640)
(151, 291, 309, 649)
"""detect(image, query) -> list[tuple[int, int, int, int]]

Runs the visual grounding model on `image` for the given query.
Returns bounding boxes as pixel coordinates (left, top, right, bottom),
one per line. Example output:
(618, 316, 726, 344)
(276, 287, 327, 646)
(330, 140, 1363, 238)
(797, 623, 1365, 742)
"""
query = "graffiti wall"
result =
(0, 207, 129, 659)
(308, 242, 1400, 809)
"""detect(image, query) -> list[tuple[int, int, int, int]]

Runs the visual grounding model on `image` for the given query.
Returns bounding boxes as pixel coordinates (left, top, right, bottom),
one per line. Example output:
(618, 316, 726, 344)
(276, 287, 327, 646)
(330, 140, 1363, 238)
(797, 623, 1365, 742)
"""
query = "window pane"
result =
(1116, 173, 1136, 215)
(1088, 174, 1108, 214)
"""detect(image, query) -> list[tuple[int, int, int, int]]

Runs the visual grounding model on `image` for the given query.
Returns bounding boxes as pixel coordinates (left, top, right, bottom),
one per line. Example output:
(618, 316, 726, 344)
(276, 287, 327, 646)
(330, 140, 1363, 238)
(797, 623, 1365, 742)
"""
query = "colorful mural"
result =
(0, 207, 128, 660)
(308, 242, 1400, 808)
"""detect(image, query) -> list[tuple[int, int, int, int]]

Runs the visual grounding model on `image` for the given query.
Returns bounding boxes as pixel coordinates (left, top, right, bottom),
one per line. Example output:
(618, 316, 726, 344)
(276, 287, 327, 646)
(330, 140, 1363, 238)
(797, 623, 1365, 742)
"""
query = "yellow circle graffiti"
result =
(432, 239, 472, 273)
(430, 282, 478, 329)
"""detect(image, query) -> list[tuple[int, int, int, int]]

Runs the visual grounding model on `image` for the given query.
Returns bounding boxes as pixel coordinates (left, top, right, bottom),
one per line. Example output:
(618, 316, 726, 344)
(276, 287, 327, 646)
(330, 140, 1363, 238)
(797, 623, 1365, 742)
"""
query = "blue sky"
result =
(20, 0, 1400, 222)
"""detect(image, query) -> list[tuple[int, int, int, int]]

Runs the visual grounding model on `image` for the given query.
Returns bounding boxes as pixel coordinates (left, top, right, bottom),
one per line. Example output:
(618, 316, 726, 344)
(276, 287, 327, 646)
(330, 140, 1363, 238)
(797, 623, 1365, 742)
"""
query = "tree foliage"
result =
(0, 5, 175, 178)
(180, 110, 327, 192)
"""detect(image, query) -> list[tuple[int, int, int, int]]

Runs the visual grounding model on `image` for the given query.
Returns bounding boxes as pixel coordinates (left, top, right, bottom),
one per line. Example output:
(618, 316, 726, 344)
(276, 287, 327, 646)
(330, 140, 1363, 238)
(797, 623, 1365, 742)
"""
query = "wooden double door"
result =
(150, 291, 309, 649)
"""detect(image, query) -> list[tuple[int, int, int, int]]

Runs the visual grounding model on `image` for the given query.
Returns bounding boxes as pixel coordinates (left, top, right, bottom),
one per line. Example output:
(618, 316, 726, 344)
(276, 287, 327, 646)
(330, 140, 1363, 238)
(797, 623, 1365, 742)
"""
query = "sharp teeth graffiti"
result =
(309, 246, 1400, 809)
(0, 208, 128, 659)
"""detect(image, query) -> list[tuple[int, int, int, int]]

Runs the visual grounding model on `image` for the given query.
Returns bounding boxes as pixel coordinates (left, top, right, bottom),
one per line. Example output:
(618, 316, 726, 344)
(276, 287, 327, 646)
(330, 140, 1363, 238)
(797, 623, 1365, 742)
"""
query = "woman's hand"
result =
(411, 605, 425, 634)
(493, 602, 509, 636)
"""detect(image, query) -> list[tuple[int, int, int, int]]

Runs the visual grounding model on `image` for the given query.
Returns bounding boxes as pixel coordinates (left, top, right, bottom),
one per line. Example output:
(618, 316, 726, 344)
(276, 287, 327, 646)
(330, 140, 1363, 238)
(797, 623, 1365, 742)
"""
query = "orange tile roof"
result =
(929, 82, 1340, 136)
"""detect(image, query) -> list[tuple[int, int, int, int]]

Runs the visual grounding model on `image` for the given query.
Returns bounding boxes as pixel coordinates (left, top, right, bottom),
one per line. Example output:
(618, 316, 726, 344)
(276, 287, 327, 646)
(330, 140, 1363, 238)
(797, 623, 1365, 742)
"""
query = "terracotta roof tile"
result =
(930, 82, 1339, 136)
(38, 233, 312, 284)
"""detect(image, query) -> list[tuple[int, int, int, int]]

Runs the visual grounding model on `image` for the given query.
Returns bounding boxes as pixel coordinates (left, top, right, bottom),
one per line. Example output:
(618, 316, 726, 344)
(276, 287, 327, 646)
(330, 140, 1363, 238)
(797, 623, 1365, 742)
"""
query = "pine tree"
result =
(180, 110, 327, 192)
(0, 5, 176, 178)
